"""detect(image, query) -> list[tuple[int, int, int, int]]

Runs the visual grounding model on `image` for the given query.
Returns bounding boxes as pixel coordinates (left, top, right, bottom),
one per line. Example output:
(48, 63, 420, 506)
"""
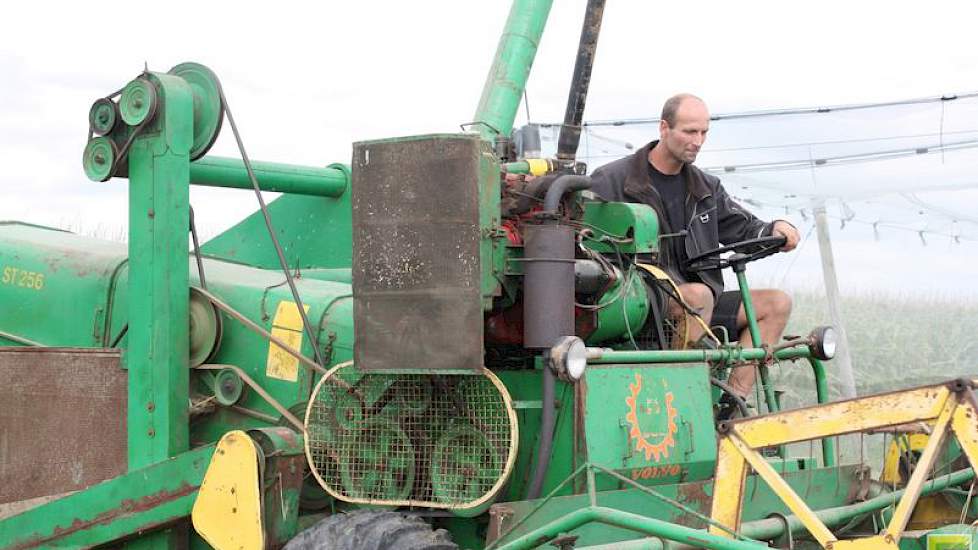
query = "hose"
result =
(542, 175, 591, 214)
(710, 377, 750, 417)
(527, 358, 556, 499)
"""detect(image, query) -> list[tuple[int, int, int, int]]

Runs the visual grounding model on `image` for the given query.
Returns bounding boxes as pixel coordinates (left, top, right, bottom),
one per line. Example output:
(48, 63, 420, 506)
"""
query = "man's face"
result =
(659, 99, 710, 164)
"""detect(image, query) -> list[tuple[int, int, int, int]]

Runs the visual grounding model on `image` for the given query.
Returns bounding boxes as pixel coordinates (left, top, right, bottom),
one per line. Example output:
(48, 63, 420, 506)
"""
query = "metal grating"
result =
(304, 363, 517, 509)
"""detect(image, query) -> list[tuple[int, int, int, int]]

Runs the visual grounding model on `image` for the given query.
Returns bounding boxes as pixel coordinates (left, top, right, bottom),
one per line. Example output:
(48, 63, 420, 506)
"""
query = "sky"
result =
(3, 0, 978, 299)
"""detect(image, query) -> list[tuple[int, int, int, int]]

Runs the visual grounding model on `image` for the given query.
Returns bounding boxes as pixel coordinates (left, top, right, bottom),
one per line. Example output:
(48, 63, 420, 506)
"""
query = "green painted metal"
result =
(808, 357, 837, 466)
(120, 77, 158, 126)
(0, 222, 127, 347)
(82, 136, 116, 181)
(190, 156, 349, 197)
(501, 160, 533, 174)
(472, 0, 553, 139)
(581, 364, 717, 486)
(582, 201, 660, 254)
(0, 444, 214, 549)
(89, 97, 118, 136)
(589, 346, 813, 364)
(489, 462, 864, 549)
(167, 63, 224, 160)
(734, 268, 779, 417)
(5, 1, 967, 546)
(125, 72, 194, 470)
(248, 427, 307, 546)
(589, 270, 650, 344)
(201, 191, 353, 270)
(496, 367, 578, 503)
(498, 507, 769, 550)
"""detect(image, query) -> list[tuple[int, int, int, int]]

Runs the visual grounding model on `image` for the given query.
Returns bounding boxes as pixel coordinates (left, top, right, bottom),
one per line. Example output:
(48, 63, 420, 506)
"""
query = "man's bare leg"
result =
(726, 289, 793, 397)
(667, 283, 715, 348)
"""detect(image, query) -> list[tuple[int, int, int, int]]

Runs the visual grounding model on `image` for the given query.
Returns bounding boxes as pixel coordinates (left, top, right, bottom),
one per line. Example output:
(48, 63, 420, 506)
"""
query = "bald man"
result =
(590, 94, 800, 420)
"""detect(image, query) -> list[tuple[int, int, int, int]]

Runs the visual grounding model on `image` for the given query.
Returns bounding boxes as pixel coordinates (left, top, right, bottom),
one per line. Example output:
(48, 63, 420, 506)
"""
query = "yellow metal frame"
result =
(709, 379, 978, 549)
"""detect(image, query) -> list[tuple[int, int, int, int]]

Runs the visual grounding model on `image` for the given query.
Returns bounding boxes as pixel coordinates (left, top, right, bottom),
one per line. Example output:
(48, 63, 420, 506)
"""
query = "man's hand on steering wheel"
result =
(772, 220, 800, 252)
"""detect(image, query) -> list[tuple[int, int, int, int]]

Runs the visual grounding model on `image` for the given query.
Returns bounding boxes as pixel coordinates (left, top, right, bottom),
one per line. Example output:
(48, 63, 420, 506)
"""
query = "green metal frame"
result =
(126, 72, 194, 470)
(0, 444, 214, 548)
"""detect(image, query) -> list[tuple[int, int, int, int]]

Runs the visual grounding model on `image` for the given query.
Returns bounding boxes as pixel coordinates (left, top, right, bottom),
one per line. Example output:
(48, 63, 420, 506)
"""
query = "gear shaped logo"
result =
(624, 373, 679, 462)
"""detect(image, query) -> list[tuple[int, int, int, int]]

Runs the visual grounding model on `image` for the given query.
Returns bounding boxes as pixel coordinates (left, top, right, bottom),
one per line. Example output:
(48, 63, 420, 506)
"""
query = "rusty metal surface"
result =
(0, 347, 126, 504)
(351, 135, 483, 371)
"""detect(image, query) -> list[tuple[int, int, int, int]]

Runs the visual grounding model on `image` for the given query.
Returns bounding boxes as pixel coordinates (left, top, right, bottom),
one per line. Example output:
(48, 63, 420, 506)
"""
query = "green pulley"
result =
(88, 98, 118, 136)
(168, 62, 224, 160)
(189, 287, 223, 367)
(119, 77, 158, 126)
(82, 137, 117, 182)
(211, 368, 244, 406)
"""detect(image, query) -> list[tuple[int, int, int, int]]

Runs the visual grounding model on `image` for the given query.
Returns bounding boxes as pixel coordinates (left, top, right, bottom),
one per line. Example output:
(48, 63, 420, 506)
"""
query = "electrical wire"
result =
(698, 138, 978, 175)
(581, 90, 978, 127)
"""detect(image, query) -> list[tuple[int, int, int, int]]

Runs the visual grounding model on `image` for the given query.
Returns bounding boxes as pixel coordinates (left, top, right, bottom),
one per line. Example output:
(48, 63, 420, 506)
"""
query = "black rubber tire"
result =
(283, 510, 458, 550)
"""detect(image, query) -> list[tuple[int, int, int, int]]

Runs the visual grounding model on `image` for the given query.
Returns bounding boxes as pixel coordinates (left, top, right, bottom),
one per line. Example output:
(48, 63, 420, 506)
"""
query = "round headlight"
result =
(809, 325, 838, 360)
(550, 336, 589, 382)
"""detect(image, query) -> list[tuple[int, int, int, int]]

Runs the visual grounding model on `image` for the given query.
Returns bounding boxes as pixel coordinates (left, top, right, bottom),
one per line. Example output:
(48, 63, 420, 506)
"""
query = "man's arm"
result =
(588, 165, 626, 202)
(714, 181, 799, 251)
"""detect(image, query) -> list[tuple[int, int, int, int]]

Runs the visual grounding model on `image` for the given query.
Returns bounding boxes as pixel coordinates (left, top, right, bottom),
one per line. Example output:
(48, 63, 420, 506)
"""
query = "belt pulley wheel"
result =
(168, 62, 224, 160)
(189, 287, 222, 367)
(89, 98, 118, 136)
(119, 77, 158, 126)
(338, 416, 415, 501)
(431, 423, 502, 504)
(304, 363, 518, 510)
(82, 137, 117, 182)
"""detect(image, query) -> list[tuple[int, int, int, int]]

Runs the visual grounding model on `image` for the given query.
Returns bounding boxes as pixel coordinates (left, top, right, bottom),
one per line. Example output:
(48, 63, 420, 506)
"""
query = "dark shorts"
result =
(711, 291, 743, 342)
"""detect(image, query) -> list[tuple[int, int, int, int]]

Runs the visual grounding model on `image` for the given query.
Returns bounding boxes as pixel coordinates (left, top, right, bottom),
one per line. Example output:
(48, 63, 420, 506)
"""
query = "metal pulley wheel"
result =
(119, 77, 158, 126)
(168, 62, 224, 160)
(189, 287, 223, 367)
(88, 98, 118, 136)
(82, 137, 118, 182)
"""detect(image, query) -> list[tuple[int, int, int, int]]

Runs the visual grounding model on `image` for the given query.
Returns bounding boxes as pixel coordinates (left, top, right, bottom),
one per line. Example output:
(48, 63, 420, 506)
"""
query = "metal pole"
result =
(472, 0, 554, 140)
(555, 0, 606, 162)
(189, 156, 349, 197)
(812, 200, 857, 399)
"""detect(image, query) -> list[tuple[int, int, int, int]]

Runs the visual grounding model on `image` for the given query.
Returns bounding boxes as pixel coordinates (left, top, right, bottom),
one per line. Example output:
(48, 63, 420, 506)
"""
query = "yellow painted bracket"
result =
(709, 378, 978, 549)
(192, 430, 265, 550)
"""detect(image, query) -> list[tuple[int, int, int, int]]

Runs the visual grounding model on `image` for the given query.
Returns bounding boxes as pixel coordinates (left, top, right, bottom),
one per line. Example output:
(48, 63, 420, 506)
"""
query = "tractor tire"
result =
(283, 510, 458, 550)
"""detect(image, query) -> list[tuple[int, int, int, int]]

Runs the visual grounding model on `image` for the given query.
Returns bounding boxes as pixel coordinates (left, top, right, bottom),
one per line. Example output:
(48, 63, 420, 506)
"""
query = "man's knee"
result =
(679, 283, 715, 315)
(756, 289, 792, 320)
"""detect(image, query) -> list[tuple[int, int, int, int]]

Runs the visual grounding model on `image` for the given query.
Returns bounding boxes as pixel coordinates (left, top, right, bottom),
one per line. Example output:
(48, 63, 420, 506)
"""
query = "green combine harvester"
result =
(2, 2, 978, 549)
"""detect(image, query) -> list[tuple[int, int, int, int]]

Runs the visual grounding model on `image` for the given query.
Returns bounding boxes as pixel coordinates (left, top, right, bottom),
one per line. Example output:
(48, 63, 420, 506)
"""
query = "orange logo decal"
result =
(624, 373, 678, 462)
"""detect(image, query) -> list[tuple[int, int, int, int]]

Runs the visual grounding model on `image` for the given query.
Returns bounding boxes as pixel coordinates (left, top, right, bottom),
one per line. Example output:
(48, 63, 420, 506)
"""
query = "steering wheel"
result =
(685, 235, 787, 273)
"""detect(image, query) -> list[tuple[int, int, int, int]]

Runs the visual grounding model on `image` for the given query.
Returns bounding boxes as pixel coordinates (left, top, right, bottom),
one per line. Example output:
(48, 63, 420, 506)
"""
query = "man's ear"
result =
(659, 119, 669, 139)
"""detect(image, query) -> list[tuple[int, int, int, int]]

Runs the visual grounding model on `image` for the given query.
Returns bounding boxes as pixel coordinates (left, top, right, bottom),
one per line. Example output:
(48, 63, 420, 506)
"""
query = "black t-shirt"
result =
(647, 163, 690, 280)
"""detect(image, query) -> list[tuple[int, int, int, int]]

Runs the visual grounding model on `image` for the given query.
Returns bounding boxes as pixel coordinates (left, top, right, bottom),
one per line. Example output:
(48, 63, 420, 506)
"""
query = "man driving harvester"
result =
(589, 93, 800, 420)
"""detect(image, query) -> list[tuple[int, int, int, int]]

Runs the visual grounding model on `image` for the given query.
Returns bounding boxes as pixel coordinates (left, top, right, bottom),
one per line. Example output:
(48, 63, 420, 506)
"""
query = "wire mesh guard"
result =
(304, 363, 517, 509)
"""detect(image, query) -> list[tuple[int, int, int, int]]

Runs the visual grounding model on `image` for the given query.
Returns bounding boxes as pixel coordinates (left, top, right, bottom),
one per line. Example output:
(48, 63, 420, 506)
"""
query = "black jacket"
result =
(589, 141, 774, 299)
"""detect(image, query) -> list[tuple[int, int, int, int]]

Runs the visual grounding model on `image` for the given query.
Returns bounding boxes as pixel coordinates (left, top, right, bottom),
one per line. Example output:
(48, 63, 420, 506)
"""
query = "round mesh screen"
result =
(304, 363, 517, 509)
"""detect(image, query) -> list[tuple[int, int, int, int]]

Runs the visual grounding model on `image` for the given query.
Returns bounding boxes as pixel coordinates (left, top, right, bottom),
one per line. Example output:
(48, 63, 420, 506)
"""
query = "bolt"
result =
(147, 401, 155, 411)
(884, 534, 894, 543)
(147, 209, 155, 219)
(148, 428, 156, 437)
(133, 98, 143, 109)
(94, 153, 105, 165)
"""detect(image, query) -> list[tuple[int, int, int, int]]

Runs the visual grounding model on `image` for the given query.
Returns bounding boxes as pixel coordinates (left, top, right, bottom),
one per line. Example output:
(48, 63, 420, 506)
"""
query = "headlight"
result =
(808, 325, 838, 360)
(550, 336, 588, 382)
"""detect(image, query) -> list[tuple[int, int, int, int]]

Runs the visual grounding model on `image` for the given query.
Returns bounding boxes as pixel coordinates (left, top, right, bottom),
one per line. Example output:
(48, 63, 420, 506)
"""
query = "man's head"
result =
(658, 94, 710, 165)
